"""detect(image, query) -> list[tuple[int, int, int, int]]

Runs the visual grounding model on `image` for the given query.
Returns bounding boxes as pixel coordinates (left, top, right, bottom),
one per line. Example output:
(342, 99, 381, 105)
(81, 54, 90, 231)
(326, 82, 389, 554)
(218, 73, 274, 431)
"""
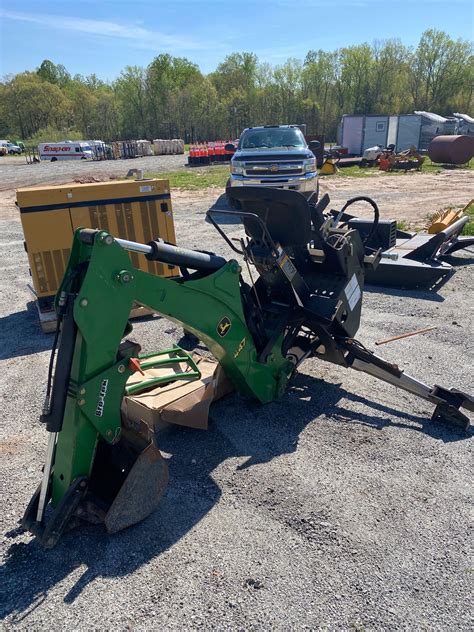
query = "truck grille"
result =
(244, 162, 304, 177)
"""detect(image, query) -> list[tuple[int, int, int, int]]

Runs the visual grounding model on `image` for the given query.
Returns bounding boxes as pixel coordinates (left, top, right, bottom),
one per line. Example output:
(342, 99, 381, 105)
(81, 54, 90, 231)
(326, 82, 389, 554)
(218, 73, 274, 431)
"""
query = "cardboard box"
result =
(122, 353, 234, 431)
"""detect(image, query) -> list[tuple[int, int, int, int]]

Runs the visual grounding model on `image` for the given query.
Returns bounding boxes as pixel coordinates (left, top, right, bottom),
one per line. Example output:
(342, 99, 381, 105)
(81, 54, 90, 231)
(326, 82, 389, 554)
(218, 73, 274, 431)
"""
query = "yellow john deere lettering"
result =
(234, 337, 246, 358)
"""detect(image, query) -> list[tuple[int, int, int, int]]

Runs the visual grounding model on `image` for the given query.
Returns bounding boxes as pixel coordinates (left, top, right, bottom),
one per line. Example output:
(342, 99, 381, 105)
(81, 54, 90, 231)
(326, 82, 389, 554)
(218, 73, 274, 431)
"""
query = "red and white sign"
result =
(38, 142, 93, 161)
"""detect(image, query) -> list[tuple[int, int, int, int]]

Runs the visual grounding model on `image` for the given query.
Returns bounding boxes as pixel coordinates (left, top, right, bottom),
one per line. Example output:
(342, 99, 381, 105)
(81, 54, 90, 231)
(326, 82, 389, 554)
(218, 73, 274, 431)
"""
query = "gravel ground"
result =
(0, 176, 473, 630)
(0, 155, 186, 191)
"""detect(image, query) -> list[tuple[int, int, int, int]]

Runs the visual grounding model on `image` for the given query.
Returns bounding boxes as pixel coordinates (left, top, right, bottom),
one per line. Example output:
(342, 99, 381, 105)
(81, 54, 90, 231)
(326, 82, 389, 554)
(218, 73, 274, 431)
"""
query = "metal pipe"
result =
(439, 215, 468, 239)
(375, 326, 437, 346)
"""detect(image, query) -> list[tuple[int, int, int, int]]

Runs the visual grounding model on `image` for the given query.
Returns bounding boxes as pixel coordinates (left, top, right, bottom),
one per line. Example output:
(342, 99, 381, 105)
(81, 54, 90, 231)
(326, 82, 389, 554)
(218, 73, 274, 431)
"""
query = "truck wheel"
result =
(51, 157, 57, 162)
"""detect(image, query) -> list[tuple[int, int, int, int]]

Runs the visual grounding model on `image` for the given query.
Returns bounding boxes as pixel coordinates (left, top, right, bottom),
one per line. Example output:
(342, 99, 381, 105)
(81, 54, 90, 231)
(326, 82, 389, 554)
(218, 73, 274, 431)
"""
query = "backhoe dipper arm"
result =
(342, 339, 473, 430)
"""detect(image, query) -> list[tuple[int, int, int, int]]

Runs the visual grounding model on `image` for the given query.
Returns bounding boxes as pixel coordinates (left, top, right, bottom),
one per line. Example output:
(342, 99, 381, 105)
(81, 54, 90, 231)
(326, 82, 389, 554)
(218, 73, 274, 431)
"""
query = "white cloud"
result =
(0, 9, 205, 51)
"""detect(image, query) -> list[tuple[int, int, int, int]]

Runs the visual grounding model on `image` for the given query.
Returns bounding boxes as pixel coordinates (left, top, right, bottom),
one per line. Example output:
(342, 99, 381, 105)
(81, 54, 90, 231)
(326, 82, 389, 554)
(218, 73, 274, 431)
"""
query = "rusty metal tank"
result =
(428, 135, 474, 165)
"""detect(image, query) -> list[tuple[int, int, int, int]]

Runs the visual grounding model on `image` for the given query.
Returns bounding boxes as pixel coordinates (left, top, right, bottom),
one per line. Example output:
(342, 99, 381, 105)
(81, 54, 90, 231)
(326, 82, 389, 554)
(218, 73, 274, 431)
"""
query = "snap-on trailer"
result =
(38, 141, 94, 162)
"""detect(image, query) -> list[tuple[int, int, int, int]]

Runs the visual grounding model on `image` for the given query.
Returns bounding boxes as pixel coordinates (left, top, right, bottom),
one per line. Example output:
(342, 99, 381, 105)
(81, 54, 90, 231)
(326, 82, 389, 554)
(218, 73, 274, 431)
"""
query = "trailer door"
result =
(396, 115, 421, 151)
(362, 116, 389, 151)
(341, 116, 364, 155)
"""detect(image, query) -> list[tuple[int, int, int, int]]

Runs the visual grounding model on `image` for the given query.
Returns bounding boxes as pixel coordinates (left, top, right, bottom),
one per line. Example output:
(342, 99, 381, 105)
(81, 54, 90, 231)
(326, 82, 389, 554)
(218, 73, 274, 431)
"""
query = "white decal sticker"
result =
(345, 273, 361, 311)
(139, 185, 153, 192)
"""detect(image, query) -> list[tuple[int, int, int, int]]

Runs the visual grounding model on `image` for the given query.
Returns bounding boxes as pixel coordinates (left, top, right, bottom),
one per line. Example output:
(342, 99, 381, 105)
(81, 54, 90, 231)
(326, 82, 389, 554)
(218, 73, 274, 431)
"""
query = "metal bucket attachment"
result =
(87, 419, 168, 534)
(105, 440, 168, 533)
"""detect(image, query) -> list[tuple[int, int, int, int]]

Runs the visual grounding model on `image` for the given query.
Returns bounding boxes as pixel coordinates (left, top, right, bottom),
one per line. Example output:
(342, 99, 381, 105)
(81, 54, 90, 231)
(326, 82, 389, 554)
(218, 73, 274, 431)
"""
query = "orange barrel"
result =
(208, 141, 215, 163)
(218, 141, 224, 162)
(428, 135, 474, 165)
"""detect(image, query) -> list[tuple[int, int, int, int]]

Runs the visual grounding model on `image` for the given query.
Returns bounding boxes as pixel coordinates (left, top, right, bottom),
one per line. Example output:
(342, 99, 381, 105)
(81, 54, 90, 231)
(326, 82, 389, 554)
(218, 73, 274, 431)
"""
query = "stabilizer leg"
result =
(343, 340, 473, 430)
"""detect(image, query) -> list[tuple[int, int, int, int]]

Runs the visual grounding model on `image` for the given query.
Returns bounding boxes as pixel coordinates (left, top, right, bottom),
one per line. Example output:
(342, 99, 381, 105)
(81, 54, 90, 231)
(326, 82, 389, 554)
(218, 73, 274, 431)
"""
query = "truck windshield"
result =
(240, 128, 305, 149)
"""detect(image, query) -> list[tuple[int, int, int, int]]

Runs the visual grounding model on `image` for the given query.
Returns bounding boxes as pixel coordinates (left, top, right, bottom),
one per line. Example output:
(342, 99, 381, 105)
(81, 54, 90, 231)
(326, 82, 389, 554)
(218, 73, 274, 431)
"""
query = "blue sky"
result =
(1, 0, 473, 79)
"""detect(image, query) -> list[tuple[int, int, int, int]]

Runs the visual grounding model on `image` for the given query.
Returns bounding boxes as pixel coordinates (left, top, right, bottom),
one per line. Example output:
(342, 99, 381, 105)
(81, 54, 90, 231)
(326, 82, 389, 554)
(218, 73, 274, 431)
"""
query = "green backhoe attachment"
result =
(22, 188, 473, 548)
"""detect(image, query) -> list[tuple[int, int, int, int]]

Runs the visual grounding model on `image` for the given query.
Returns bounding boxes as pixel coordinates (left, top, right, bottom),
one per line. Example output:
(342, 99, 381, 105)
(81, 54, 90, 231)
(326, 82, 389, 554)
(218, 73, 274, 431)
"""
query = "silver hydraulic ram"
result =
(114, 236, 227, 271)
(80, 230, 228, 271)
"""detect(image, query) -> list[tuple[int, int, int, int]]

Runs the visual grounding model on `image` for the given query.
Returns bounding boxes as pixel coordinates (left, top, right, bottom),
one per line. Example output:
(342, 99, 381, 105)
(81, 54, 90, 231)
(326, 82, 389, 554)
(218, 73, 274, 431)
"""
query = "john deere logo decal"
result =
(217, 316, 231, 337)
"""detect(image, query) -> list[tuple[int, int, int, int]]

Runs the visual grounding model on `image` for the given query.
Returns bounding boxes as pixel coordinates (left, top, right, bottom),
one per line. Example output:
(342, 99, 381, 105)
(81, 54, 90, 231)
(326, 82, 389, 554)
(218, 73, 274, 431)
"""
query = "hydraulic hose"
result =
(333, 196, 380, 245)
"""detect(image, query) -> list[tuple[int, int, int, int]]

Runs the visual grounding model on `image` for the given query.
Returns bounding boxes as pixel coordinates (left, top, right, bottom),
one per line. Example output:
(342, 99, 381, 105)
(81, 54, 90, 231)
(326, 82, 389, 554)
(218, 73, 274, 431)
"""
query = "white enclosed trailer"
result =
(452, 113, 474, 136)
(340, 112, 457, 154)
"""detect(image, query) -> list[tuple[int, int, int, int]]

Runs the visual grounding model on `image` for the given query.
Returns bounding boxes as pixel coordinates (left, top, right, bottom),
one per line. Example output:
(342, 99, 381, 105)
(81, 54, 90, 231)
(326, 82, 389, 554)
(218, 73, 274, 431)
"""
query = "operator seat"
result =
(226, 186, 312, 248)
(226, 187, 317, 306)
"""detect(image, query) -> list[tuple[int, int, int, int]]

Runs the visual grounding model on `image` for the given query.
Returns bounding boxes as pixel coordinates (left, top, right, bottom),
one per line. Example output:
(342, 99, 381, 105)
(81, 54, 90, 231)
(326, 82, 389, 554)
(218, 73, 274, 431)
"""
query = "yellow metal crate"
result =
(17, 179, 177, 300)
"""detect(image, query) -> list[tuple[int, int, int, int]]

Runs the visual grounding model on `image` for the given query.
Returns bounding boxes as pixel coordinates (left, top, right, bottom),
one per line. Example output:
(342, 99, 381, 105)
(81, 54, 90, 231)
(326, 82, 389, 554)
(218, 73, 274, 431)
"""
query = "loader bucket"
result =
(87, 422, 169, 534)
(22, 421, 169, 548)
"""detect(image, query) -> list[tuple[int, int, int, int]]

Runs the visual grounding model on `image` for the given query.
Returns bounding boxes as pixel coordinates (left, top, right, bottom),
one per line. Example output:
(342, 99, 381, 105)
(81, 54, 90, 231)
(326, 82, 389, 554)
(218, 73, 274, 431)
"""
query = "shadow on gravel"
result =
(0, 302, 52, 359)
(1, 373, 470, 622)
(291, 373, 471, 444)
(364, 283, 446, 302)
(441, 253, 474, 267)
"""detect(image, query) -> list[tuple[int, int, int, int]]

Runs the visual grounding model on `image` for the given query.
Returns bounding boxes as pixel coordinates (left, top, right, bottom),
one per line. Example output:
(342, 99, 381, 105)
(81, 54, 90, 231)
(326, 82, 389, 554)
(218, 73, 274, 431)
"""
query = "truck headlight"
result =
(303, 157, 316, 174)
(231, 161, 244, 175)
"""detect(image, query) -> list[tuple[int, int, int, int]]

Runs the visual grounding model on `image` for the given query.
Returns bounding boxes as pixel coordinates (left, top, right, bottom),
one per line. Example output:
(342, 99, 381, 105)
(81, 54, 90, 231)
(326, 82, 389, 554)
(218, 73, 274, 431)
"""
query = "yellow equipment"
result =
(427, 199, 473, 234)
(17, 179, 177, 330)
(319, 156, 339, 175)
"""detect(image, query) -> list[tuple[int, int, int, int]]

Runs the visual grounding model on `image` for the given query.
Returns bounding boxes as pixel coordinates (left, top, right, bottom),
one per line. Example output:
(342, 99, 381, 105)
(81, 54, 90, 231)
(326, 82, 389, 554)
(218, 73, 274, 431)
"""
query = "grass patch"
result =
(462, 202, 474, 235)
(396, 220, 410, 231)
(334, 156, 473, 178)
(423, 157, 473, 172)
(334, 165, 375, 178)
(145, 165, 230, 190)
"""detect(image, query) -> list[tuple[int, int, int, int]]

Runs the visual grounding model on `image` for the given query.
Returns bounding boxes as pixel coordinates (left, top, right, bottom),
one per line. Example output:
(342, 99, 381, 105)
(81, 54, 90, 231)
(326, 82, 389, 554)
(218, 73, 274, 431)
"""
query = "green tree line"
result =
(0, 29, 472, 143)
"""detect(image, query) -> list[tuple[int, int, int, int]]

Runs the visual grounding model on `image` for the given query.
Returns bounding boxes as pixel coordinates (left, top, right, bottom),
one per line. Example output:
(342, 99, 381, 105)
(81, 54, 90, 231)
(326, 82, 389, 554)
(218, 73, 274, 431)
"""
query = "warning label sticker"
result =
(345, 273, 361, 311)
(276, 246, 297, 281)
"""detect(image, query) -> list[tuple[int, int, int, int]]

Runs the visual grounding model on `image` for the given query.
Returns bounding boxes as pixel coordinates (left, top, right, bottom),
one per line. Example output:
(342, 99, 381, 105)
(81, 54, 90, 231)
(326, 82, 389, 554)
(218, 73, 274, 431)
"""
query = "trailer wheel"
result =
(51, 157, 57, 162)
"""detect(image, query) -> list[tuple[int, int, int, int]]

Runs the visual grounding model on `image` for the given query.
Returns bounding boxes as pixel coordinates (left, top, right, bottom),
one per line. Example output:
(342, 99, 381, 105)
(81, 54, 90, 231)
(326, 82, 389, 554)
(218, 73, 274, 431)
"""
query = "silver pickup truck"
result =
(228, 125, 320, 200)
